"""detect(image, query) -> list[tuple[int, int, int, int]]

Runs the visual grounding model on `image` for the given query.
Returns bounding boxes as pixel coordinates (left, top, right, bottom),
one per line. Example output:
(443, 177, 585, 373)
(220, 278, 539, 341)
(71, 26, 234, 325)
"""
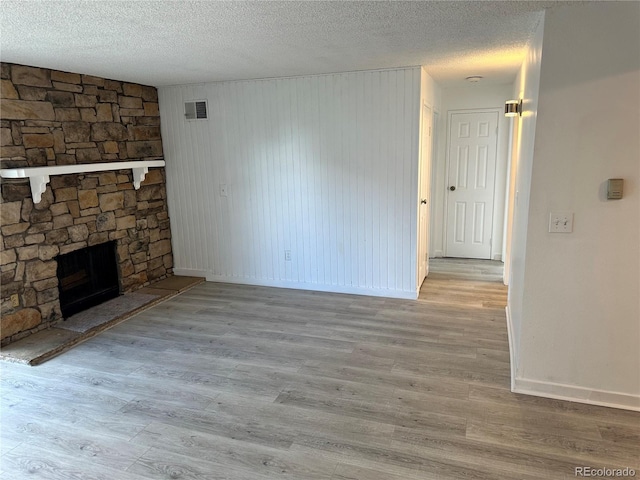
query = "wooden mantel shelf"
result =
(0, 160, 166, 203)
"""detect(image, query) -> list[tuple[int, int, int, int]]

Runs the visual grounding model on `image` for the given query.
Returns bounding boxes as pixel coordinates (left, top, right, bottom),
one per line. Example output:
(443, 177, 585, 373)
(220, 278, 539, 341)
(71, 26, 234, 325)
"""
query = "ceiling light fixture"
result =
(505, 99, 522, 117)
(465, 75, 483, 83)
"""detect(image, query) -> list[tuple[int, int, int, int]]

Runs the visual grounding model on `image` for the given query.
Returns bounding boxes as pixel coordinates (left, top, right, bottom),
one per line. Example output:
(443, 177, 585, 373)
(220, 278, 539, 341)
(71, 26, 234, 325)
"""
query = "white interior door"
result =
(418, 104, 432, 286)
(445, 111, 498, 259)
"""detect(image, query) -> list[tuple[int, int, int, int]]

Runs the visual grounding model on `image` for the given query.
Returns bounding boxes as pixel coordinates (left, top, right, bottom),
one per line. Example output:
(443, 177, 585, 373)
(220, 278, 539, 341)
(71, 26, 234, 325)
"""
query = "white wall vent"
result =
(185, 100, 208, 120)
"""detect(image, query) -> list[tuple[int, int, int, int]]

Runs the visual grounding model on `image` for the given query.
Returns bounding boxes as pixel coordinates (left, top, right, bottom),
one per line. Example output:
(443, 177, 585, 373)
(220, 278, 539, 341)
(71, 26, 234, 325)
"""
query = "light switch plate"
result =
(549, 212, 574, 233)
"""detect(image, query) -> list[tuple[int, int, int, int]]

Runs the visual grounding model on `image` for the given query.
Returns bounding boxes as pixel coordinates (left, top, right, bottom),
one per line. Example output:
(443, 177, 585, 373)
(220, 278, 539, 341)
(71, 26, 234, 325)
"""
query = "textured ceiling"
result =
(1, 1, 555, 88)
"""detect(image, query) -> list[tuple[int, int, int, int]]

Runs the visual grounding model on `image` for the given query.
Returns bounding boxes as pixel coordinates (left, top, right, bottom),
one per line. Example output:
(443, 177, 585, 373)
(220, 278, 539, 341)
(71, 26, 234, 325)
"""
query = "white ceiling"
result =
(1, 1, 556, 88)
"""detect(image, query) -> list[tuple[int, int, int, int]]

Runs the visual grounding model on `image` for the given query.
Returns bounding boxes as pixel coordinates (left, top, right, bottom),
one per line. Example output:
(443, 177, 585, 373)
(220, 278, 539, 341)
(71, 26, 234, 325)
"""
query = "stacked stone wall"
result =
(0, 63, 173, 344)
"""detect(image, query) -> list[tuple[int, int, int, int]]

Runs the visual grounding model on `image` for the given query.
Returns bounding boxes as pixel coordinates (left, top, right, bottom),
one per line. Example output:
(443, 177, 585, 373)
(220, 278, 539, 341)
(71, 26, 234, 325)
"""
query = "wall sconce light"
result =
(505, 99, 522, 117)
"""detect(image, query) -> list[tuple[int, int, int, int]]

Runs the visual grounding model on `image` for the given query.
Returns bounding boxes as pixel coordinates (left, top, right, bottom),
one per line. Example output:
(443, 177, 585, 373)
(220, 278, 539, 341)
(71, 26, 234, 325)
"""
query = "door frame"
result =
(417, 101, 433, 288)
(443, 107, 501, 259)
(428, 110, 439, 259)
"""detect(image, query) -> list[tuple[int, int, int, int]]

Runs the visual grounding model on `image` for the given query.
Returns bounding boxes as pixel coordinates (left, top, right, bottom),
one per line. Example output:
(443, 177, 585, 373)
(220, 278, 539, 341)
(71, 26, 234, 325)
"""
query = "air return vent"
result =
(185, 100, 208, 120)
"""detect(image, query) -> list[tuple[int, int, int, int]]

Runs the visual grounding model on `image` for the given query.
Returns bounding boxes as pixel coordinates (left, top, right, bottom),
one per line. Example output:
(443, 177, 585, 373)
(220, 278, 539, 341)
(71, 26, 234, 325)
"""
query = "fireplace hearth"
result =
(56, 241, 120, 318)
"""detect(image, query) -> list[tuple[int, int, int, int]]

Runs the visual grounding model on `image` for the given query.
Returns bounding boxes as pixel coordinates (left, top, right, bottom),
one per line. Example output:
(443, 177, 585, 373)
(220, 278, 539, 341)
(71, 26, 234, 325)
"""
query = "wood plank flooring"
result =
(1, 259, 638, 479)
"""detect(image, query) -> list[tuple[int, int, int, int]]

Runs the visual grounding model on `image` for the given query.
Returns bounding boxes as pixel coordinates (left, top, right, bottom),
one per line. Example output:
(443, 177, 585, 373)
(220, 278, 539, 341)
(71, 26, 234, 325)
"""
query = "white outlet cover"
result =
(549, 211, 574, 233)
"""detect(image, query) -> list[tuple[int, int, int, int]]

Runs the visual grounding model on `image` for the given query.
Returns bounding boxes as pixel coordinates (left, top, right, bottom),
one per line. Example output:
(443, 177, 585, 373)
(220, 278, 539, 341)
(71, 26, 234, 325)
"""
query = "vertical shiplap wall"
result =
(158, 67, 421, 299)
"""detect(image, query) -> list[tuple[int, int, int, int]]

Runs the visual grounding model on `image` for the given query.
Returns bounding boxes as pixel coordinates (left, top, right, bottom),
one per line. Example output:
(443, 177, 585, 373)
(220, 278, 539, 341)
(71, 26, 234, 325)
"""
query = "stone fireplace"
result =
(56, 240, 119, 318)
(0, 63, 174, 345)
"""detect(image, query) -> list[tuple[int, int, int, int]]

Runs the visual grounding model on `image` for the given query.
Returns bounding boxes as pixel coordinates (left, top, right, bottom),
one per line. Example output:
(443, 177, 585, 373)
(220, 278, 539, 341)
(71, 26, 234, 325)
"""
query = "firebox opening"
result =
(56, 241, 120, 318)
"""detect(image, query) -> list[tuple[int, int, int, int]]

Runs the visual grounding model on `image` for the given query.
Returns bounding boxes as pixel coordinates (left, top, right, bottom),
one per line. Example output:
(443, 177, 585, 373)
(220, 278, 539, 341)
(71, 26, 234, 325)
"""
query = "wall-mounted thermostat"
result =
(607, 178, 623, 200)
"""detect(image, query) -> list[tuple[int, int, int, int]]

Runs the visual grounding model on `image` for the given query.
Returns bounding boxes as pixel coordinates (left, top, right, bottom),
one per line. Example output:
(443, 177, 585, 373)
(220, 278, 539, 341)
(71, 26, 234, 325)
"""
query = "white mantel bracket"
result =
(0, 160, 165, 204)
(132, 166, 149, 190)
(29, 174, 51, 204)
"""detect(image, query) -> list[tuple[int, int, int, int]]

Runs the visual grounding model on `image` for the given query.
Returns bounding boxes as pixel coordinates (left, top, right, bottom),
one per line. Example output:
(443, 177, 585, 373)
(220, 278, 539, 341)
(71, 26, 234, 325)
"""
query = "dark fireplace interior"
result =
(56, 241, 120, 318)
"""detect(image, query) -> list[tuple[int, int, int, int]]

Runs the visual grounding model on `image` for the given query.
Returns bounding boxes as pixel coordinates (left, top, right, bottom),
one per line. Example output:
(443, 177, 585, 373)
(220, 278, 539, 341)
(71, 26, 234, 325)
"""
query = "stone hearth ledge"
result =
(0, 160, 165, 203)
(0, 275, 204, 365)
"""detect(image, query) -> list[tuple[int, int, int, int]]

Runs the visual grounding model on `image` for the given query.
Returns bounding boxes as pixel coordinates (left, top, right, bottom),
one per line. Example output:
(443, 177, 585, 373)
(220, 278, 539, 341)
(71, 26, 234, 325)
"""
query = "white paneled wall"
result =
(159, 67, 421, 299)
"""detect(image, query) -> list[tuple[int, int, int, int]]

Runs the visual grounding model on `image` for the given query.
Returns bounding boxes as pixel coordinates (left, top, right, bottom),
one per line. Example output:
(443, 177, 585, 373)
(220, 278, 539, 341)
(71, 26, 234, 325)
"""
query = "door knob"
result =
(449, 186, 456, 191)
(421, 199, 427, 204)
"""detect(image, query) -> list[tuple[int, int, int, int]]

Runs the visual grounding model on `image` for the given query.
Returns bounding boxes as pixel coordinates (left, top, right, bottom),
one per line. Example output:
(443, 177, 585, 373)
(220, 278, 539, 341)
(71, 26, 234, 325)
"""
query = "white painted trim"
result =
(206, 274, 419, 300)
(513, 377, 640, 412)
(505, 305, 516, 391)
(417, 101, 433, 289)
(443, 111, 452, 256)
(433, 249, 444, 258)
(174, 268, 419, 300)
(0, 160, 165, 203)
(173, 268, 209, 278)
(0, 160, 165, 179)
(492, 253, 502, 261)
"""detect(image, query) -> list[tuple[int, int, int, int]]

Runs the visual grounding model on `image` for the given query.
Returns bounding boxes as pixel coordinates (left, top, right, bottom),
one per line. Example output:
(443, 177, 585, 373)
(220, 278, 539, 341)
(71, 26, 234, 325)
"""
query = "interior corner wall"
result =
(158, 67, 422, 299)
(515, 2, 640, 410)
(430, 83, 512, 260)
(505, 14, 545, 370)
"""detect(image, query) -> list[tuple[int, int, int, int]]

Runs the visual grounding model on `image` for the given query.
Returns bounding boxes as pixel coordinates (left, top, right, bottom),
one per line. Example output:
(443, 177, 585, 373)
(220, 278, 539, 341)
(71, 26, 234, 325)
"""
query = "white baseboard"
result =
(492, 253, 502, 261)
(174, 269, 418, 300)
(505, 305, 516, 391)
(433, 250, 444, 258)
(505, 305, 640, 412)
(206, 274, 419, 300)
(173, 268, 209, 278)
(513, 377, 640, 412)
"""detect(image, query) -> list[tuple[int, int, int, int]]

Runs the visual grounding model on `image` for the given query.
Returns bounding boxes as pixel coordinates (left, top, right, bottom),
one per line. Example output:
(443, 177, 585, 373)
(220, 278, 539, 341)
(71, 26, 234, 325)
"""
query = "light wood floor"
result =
(1, 259, 638, 479)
